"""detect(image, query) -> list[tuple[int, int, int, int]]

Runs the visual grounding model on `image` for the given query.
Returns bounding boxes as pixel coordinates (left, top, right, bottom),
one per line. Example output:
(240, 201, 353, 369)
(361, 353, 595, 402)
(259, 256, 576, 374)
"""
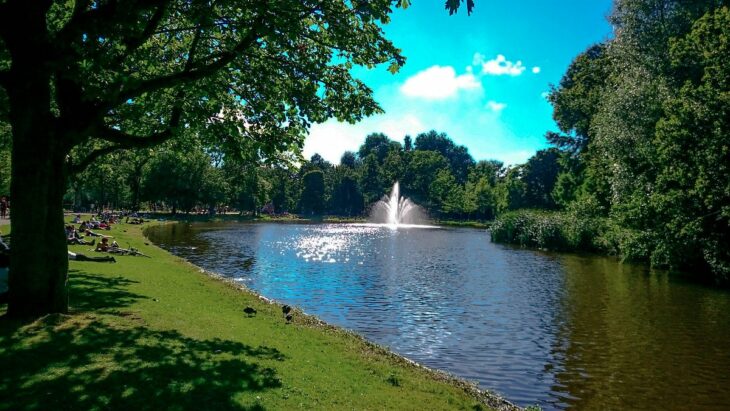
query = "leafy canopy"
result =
(0, 0, 416, 171)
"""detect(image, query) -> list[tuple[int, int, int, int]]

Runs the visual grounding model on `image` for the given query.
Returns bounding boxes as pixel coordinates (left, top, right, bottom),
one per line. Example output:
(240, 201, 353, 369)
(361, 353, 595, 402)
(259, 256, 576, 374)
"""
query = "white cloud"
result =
(400, 65, 481, 100)
(486, 100, 507, 112)
(532, 66, 541, 74)
(473, 53, 526, 76)
(303, 122, 364, 163)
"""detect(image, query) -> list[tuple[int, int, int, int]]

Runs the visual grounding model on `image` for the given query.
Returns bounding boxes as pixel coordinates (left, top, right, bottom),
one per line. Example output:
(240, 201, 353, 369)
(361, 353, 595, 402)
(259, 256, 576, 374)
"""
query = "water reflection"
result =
(147, 222, 730, 410)
(550, 256, 730, 410)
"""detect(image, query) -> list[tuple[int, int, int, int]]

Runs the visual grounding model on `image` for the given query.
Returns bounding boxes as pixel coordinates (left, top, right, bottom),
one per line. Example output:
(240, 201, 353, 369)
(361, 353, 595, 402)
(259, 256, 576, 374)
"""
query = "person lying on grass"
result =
(83, 229, 113, 239)
(68, 250, 115, 263)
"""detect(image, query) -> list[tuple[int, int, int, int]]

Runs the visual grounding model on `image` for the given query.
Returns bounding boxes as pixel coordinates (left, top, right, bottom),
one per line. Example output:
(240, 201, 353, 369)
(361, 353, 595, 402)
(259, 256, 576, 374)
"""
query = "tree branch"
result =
(123, 1, 169, 53)
(97, 99, 182, 148)
(68, 144, 125, 175)
(58, 0, 118, 40)
(110, 15, 266, 107)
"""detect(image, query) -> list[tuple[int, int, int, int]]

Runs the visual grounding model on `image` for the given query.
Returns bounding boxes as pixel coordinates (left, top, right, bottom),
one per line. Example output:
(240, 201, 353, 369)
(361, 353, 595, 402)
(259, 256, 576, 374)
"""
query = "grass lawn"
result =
(0, 220, 514, 410)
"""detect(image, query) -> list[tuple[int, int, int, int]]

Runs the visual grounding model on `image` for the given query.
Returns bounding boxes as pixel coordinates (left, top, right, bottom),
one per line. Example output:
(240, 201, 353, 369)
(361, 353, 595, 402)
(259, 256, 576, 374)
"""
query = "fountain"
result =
(368, 182, 429, 227)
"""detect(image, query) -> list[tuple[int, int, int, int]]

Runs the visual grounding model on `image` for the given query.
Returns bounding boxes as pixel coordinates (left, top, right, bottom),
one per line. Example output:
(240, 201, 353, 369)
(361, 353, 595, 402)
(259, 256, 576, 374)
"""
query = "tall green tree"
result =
(0, 0, 407, 316)
(300, 170, 325, 215)
(340, 151, 357, 169)
(650, 6, 730, 278)
(262, 166, 298, 214)
(429, 169, 463, 216)
(414, 130, 474, 183)
(588, 0, 724, 263)
(495, 166, 526, 214)
(522, 149, 561, 209)
(402, 150, 449, 206)
(142, 149, 212, 214)
(380, 149, 406, 186)
(358, 133, 392, 164)
(330, 167, 364, 216)
(359, 154, 383, 206)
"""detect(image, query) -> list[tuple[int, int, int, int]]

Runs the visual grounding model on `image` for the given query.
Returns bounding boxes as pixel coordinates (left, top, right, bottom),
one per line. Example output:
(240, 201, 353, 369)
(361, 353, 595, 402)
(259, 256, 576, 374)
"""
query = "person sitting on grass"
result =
(95, 237, 110, 252)
(68, 250, 115, 263)
(66, 225, 94, 246)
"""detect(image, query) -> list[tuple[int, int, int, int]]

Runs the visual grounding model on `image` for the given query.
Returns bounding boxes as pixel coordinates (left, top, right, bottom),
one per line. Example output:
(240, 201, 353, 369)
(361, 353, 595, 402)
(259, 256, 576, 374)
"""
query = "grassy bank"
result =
(0, 220, 515, 410)
(436, 220, 491, 229)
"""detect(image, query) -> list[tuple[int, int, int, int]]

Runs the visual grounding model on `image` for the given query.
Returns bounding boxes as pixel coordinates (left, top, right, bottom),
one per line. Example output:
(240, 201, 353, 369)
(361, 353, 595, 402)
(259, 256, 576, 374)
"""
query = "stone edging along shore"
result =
(142, 221, 519, 411)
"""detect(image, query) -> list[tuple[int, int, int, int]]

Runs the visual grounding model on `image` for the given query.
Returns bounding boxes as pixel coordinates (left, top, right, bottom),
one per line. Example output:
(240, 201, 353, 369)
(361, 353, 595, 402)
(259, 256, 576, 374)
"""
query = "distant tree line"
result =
(63, 129, 570, 221)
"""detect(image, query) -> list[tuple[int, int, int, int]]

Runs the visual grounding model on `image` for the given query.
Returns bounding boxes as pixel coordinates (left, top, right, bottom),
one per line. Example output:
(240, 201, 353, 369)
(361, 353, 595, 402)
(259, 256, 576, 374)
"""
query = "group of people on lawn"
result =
(67, 214, 121, 262)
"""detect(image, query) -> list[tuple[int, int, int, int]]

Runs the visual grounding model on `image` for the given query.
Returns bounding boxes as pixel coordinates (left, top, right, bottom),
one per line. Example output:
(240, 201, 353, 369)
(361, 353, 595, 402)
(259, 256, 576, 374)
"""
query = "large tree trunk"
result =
(7, 131, 69, 317)
(5, 1, 70, 317)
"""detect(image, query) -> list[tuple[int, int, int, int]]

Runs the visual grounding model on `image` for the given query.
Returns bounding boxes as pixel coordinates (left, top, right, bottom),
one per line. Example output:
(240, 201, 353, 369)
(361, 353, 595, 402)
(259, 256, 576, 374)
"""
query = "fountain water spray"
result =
(369, 182, 428, 226)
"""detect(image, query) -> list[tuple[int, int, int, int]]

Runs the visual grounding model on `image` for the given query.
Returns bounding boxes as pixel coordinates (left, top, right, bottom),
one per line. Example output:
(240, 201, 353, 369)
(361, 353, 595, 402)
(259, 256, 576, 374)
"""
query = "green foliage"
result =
(330, 167, 364, 216)
(358, 133, 393, 163)
(402, 150, 449, 205)
(522, 148, 561, 209)
(414, 130, 475, 183)
(142, 149, 213, 213)
(300, 170, 325, 215)
(340, 151, 357, 168)
(465, 176, 496, 219)
(358, 154, 384, 205)
(403, 135, 413, 151)
(444, 0, 476, 15)
(429, 169, 462, 216)
(648, 5, 730, 279)
(491, 209, 608, 252)
(379, 149, 406, 188)
(494, 166, 526, 214)
(527, 1, 730, 283)
(547, 44, 608, 153)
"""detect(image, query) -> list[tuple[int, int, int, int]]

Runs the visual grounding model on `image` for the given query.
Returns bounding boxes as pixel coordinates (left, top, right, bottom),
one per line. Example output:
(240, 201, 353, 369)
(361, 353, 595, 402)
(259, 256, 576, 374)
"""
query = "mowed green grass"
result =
(0, 220, 505, 410)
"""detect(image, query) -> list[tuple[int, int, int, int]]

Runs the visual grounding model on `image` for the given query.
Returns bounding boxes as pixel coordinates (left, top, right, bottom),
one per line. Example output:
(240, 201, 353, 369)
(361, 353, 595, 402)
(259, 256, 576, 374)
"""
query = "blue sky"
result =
(303, 0, 614, 166)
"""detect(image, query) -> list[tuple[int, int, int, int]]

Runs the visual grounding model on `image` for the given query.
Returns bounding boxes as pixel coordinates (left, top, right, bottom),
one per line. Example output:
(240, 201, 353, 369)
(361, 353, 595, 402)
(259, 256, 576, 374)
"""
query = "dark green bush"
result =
(490, 209, 607, 252)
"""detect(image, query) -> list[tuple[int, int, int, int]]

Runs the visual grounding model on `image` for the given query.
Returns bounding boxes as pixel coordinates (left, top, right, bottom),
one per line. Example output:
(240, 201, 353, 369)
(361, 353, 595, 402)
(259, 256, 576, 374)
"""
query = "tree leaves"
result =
(444, 0, 475, 15)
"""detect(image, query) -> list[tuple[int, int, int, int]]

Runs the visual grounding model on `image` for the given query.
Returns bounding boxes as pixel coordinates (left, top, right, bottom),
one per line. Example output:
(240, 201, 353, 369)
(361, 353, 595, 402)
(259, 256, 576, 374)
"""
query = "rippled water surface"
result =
(147, 222, 730, 410)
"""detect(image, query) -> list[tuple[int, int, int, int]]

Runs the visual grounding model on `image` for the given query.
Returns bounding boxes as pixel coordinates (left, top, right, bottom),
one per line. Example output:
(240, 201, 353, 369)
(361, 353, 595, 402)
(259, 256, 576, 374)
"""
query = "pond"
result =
(146, 222, 730, 410)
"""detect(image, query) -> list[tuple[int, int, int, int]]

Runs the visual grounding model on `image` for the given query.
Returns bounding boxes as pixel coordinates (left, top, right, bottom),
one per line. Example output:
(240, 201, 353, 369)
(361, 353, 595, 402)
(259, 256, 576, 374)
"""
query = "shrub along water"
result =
(490, 209, 608, 253)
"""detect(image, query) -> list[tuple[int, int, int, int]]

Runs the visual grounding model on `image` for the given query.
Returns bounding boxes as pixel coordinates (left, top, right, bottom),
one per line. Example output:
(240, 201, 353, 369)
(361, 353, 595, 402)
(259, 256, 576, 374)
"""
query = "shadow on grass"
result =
(0, 314, 284, 410)
(68, 269, 146, 313)
(0, 268, 285, 410)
